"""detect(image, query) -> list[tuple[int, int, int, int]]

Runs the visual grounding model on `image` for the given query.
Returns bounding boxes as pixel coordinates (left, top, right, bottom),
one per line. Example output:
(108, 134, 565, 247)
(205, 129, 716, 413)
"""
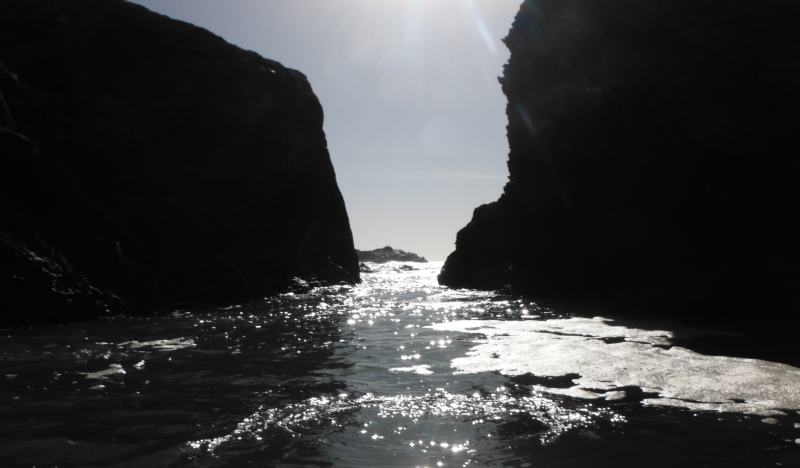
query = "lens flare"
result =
(465, 0, 497, 54)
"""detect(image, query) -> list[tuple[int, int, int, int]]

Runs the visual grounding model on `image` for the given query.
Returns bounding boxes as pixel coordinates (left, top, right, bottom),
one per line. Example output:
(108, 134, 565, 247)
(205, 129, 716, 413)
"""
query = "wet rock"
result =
(0, 232, 123, 326)
(0, 0, 358, 326)
(440, 0, 800, 331)
(288, 277, 326, 294)
(356, 246, 427, 264)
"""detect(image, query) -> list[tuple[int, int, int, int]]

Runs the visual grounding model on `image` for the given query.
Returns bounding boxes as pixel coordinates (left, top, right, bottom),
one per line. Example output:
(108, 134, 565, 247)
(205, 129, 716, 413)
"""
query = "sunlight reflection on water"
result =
(1, 262, 799, 467)
(189, 387, 623, 466)
(431, 317, 800, 416)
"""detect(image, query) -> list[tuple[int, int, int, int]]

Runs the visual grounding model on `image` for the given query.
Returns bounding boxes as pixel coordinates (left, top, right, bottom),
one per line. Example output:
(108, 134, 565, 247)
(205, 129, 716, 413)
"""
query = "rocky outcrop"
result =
(437, 200, 512, 290)
(356, 246, 428, 264)
(440, 0, 800, 329)
(0, 0, 359, 326)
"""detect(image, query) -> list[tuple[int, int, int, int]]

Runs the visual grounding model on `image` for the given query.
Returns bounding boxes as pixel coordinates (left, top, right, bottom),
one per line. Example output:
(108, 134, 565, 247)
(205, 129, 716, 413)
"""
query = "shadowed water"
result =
(1, 263, 799, 467)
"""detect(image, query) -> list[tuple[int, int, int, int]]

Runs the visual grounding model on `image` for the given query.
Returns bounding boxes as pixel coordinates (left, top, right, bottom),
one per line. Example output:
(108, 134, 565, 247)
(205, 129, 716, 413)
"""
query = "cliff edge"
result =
(440, 0, 800, 329)
(0, 0, 359, 326)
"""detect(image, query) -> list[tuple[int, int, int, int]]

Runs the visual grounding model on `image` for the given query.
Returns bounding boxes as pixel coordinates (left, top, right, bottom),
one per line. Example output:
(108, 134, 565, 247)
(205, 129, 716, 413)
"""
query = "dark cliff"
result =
(0, 0, 359, 326)
(440, 0, 800, 329)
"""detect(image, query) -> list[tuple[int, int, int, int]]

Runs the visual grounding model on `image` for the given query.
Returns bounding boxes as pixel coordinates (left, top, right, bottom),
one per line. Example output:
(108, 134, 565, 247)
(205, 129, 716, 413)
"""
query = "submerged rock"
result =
(440, 0, 800, 330)
(356, 246, 428, 264)
(0, 0, 359, 326)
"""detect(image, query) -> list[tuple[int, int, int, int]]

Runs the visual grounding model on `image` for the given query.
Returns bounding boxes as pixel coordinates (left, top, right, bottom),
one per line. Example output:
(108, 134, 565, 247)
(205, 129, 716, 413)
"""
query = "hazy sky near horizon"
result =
(128, 0, 523, 261)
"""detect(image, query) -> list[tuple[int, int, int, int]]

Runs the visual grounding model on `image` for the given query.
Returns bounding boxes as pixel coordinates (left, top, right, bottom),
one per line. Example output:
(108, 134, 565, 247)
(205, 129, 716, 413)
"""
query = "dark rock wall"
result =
(0, 0, 359, 326)
(440, 0, 800, 327)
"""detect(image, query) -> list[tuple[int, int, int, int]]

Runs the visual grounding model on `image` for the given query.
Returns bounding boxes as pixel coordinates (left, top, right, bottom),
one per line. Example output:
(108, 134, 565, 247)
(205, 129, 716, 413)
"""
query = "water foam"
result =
(431, 317, 800, 416)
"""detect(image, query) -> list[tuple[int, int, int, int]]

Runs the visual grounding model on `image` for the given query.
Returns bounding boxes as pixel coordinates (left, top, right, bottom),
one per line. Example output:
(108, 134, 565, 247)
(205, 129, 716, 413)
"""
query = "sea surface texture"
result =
(2, 263, 799, 467)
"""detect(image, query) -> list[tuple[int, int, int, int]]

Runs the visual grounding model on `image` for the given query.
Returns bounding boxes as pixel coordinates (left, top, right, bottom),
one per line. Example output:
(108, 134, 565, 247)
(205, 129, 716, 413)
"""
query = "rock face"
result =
(356, 247, 428, 264)
(440, 0, 800, 328)
(0, 0, 359, 326)
(437, 199, 512, 290)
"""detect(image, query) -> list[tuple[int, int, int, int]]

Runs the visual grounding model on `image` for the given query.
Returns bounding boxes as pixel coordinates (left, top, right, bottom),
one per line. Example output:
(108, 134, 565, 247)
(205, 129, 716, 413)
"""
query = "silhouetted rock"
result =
(438, 200, 512, 290)
(441, 0, 800, 330)
(0, 0, 359, 326)
(356, 246, 428, 264)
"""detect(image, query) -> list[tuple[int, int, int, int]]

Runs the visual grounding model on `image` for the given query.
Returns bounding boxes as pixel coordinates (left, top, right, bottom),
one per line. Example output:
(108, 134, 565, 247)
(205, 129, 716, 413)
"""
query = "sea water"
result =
(1, 262, 799, 467)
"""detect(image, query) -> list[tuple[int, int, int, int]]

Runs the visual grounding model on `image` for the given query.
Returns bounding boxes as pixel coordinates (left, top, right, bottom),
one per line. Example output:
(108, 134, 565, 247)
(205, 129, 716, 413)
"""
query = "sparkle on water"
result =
(1, 262, 799, 467)
(431, 317, 800, 416)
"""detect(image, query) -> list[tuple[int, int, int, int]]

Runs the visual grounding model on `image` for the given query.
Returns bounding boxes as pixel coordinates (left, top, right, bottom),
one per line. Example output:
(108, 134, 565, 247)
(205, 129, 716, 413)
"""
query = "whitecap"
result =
(389, 365, 434, 375)
(117, 337, 196, 351)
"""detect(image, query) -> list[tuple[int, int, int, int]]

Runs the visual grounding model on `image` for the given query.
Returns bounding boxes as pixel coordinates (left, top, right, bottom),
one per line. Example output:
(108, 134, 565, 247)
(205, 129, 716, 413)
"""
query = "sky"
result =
(127, 0, 523, 261)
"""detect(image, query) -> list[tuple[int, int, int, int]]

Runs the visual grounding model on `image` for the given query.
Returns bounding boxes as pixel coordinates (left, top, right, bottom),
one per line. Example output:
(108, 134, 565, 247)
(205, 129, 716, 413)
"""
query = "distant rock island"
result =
(356, 247, 427, 264)
(0, 0, 359, 326)
(440, 0, 800, 332)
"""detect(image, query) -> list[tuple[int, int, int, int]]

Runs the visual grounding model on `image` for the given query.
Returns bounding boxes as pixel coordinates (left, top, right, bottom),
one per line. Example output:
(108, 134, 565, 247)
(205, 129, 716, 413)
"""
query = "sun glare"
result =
(323, 0, 504, 103)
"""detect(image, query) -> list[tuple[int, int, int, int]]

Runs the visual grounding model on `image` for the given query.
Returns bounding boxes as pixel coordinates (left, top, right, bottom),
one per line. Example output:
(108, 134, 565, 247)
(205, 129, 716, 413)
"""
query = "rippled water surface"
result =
(2, 262, 799, 467)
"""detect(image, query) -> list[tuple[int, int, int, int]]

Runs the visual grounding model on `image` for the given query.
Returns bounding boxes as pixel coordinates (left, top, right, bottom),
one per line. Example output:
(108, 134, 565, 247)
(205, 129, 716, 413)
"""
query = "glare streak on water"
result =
(1, 262, 799, 467)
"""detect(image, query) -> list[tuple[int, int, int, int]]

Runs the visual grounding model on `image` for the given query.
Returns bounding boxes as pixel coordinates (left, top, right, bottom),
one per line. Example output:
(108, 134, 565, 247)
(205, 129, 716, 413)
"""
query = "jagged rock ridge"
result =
(0, 0, 359, 326)
(440, 0, 800, 330)
(356, 246, 428, 264)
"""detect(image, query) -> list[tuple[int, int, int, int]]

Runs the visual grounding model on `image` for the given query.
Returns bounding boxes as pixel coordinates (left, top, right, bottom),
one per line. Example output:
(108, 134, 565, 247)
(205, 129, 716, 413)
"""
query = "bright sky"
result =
(127, 0, 522, 261)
